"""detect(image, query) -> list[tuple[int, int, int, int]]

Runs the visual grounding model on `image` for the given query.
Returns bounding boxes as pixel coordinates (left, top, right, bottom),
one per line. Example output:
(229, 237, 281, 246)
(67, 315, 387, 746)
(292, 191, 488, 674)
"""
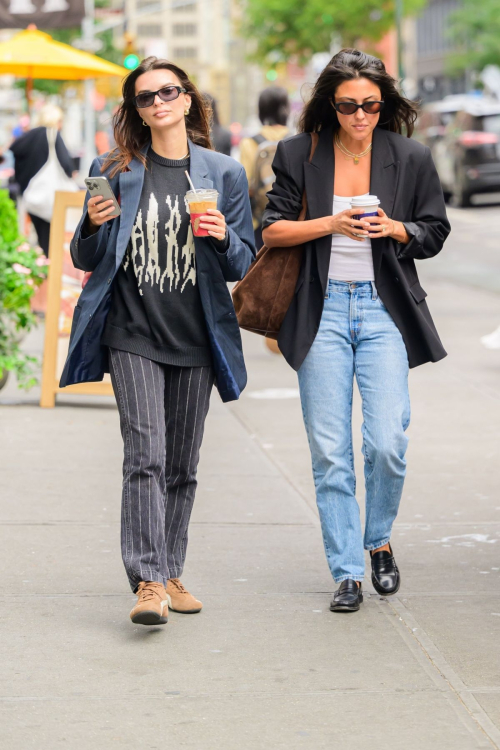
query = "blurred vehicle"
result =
(417, 95, 474, 149)
(417, 95, 479, 202)
(433, 99, 500, 207)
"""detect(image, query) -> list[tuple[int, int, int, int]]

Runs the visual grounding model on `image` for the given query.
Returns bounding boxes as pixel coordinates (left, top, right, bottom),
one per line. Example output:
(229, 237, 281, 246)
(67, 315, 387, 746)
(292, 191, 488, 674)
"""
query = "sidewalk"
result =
(1, 271, 499, 749)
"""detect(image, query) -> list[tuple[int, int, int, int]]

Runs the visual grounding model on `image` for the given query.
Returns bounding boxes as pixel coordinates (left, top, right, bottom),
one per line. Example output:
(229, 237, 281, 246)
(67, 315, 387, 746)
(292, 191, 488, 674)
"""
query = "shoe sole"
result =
(330, 594, 363, 612)
(166, 594, 202, 614)
(371, 575, 400, 596)
(330, 603, 361, 612)
(131, 610, 168, 625)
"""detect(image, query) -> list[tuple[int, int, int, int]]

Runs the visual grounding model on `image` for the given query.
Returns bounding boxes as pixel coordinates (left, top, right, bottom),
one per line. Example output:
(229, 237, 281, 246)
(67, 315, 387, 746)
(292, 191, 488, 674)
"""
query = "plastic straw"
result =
(185, 171, 197, 193)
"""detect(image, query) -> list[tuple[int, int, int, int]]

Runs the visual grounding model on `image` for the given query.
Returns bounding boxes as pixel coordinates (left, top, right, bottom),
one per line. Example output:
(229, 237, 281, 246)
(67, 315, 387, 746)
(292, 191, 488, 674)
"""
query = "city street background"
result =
(1, 0, 500, 743)
(1, 201, 499, 747)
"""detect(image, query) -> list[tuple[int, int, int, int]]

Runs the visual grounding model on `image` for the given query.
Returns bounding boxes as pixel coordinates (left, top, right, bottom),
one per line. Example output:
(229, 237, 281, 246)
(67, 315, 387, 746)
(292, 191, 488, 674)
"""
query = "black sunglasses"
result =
(133, 85, 187, 109)
(333, 100, 385, 115)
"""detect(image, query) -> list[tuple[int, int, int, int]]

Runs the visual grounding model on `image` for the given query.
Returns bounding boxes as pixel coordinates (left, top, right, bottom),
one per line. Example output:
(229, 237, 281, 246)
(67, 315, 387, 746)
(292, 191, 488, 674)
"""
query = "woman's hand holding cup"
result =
(197, 208, 227, 241)
(360, 207, 395, 239)
(330, 208, 371, 242)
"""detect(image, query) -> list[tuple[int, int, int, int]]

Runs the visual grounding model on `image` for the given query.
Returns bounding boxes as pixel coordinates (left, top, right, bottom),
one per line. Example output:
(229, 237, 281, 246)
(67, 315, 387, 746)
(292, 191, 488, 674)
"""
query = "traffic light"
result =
(123, 32, 140, 71)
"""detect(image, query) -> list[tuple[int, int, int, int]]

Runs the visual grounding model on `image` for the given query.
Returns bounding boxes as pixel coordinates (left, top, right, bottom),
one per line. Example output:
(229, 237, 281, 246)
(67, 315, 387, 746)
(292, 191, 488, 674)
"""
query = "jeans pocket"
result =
(375, 295, 388, 313)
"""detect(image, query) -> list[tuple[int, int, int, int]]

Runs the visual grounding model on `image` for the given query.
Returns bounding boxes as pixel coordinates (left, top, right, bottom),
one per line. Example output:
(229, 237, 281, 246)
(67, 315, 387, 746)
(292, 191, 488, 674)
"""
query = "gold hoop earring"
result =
(142, 120, 149, 127)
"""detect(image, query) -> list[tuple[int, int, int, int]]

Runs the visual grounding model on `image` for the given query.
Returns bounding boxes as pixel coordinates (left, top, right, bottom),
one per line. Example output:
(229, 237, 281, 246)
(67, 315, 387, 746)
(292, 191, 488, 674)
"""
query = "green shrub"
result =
(0, 190, 48, 389)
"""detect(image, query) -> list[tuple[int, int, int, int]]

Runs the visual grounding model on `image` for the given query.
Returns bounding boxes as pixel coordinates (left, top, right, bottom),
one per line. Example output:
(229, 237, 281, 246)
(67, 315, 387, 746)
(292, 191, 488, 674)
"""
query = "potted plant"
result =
(0, 189, 49, 390)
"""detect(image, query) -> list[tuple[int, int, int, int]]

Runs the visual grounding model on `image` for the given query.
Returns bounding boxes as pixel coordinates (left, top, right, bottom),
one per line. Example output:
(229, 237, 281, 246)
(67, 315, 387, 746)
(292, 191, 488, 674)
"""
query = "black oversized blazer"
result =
(262, 125, 451, 371)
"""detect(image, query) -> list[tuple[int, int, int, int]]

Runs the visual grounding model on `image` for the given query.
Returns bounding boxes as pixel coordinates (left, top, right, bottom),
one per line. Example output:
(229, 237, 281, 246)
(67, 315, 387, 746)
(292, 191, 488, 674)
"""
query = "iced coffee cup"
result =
(186, 189, 219, 237)
(351, 195, 380, 233)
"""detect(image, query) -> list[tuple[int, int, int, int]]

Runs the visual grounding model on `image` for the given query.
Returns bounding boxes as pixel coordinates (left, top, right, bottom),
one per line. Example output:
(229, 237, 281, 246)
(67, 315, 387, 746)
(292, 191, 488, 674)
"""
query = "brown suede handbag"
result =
(232, 132, 318, 340)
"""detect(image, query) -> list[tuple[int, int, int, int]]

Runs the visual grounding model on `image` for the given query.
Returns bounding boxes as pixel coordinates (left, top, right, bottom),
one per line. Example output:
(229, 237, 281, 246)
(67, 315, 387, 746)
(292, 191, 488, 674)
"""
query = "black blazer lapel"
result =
(303, 126, 334, 291)
(370, 127, 400, 278)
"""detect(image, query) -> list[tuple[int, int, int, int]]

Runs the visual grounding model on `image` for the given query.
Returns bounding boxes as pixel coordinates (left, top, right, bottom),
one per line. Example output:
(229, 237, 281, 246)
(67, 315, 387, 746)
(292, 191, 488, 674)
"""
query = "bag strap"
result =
(46, 128, 57, 161)
(298, 132, 319, 222)
(252, 133, 266, 146)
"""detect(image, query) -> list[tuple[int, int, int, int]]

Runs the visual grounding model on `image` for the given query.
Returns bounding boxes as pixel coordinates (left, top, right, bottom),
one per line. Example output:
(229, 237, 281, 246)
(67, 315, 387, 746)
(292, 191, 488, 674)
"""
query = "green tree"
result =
(446, 0, 500, 75)
(240, 0, 426, 66)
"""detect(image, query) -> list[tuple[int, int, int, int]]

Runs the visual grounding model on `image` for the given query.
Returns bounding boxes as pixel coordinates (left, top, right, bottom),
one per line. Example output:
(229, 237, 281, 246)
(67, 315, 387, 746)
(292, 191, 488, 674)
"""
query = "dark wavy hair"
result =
(102, 57, 212, 178)
(298, 48, 418, 137)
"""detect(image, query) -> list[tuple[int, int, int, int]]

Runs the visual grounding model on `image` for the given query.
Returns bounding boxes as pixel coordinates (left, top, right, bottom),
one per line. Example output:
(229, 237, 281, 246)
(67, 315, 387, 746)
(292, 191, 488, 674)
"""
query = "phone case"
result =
(84, 177, 121, 216)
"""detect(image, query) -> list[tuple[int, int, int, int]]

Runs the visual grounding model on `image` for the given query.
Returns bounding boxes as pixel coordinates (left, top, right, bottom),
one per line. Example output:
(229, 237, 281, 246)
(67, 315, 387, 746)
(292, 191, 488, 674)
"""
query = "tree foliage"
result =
(446, 0, 500, 75)
(240, 0, 426, 66)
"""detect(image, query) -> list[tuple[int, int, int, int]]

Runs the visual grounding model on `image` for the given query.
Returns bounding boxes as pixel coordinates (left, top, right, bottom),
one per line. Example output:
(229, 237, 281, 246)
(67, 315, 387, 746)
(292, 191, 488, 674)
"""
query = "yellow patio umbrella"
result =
(0, 27, 126, 107)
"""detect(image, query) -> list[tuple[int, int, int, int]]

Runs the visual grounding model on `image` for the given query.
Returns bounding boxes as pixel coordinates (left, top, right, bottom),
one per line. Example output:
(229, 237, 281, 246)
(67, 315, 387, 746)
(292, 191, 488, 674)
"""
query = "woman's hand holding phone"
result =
(86, 197, 117, 233)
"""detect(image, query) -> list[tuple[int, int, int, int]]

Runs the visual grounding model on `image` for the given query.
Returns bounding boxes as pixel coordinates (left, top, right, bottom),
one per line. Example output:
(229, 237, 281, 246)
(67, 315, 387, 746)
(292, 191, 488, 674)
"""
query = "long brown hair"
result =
(298, 48, 418, 137)
(102, 57, 213, 178)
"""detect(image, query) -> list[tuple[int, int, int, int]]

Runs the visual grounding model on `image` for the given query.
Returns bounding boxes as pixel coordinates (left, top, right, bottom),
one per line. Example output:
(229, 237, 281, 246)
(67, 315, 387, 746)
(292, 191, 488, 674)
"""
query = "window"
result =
(173, 23, 196, 35)
(416, 0, 460, 55)
(173, 1, 195, 11)
(137, 24, 162, 37)
(480, 115, 500, 136)
(173, 47, 197, 58)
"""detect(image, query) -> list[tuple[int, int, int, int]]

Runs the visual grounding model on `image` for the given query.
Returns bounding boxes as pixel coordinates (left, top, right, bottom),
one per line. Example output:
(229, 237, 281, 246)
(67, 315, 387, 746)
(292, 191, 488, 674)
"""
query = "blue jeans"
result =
(298, 280, 410, 583)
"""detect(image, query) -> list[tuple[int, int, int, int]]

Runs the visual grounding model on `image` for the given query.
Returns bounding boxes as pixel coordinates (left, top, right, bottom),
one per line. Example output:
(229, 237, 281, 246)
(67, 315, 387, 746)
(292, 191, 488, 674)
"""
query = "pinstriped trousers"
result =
(109, 348, 214, 591)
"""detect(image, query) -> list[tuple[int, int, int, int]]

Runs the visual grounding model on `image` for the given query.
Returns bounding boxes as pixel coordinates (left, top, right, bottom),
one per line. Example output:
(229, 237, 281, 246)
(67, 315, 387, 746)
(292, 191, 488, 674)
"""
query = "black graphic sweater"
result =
(102, 149, 225, 367)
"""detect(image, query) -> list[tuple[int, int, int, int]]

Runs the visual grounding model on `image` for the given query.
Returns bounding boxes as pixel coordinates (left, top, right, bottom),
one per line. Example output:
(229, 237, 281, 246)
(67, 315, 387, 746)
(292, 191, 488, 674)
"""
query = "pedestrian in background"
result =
(240, 87, 290, 248)
(203, 93, 232, 156)
(10, 104, 76, 256)
(262, 48, 450, 612)
(61, 57, 254, 627)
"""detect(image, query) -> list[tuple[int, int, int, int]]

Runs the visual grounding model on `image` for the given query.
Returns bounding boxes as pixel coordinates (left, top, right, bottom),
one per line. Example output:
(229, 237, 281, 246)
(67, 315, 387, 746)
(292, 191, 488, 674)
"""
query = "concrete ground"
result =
(1, 215, 500, 747)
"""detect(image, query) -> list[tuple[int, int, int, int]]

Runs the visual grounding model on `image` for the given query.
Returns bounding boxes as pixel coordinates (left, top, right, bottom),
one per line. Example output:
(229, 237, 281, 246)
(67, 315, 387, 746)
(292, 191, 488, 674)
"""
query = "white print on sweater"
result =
(124, 192, 196, 296)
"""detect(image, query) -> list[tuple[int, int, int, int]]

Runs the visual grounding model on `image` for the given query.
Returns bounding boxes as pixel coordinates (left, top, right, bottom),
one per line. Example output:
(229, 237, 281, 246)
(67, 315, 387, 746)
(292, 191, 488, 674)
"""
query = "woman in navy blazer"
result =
(62, 58, 255, 626)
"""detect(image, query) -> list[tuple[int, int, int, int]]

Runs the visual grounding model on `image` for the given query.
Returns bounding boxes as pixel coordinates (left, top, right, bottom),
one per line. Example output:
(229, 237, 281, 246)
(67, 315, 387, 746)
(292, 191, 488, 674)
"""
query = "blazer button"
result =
(107, 278, 112, 284)
(394, 276, 400, 283)
(310, 276, 315, 283)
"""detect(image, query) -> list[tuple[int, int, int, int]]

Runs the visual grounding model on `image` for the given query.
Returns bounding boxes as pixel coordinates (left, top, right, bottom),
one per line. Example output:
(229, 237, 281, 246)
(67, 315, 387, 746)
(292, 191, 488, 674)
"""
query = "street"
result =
(429, 196, 500, 294)
(1, 203, 500, 748)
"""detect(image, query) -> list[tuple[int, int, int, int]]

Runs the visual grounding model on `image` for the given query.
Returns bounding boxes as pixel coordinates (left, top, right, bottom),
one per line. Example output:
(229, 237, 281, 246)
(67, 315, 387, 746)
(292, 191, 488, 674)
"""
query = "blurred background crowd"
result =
(0, 0, 499, 204)
(1, 0, 500, 388)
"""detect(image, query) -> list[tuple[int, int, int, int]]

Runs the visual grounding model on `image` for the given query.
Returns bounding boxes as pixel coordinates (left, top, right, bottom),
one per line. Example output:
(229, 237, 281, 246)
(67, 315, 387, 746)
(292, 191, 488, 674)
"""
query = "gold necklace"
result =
(335, 132, 372, 165)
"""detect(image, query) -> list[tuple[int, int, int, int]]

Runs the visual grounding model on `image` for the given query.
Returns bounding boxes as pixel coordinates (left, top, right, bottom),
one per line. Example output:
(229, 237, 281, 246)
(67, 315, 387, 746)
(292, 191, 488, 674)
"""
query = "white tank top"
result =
(328, 194, 375, 282)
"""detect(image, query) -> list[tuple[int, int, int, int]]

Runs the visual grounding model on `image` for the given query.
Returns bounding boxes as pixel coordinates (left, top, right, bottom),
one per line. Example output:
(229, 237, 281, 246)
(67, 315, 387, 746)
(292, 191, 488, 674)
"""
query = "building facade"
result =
(411, 0, 467, 103)
(122, 0, 263, 127)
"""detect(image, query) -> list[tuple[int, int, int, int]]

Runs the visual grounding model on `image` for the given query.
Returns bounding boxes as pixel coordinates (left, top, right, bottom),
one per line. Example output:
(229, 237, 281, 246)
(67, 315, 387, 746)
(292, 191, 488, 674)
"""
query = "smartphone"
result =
(84, 176, 121, 217)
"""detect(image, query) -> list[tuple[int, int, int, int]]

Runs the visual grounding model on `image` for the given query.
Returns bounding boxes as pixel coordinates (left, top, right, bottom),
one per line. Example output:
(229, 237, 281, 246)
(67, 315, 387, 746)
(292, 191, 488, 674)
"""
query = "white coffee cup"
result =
(351, 195, 380, 233)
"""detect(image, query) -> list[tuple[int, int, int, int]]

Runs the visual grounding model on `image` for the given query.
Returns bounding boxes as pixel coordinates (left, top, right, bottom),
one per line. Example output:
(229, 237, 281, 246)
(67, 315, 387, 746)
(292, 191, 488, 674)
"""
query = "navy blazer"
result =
(60, 140, 256, 402)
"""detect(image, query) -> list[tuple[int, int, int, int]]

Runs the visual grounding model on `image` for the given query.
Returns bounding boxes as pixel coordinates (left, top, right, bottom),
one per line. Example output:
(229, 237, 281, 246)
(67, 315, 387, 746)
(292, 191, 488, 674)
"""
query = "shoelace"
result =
(137, 582, 163, 601)
(170, 578, 188, 594)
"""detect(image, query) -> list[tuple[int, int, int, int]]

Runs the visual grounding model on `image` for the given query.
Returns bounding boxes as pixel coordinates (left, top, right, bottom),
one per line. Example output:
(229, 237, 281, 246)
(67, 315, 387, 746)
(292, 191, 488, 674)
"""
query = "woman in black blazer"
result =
(262, 49, 450, 612)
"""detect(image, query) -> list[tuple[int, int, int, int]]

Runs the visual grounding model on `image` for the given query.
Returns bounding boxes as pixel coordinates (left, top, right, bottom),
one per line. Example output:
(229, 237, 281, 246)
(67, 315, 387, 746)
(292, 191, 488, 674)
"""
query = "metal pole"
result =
(80, 0, 97, 177)
(395, 0, 404, 86)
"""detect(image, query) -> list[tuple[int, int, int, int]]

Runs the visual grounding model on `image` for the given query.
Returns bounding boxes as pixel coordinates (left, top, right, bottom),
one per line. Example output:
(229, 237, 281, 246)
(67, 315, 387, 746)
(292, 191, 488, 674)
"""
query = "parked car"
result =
(433, 99, 500, 207)
(417, 95, 475, 151)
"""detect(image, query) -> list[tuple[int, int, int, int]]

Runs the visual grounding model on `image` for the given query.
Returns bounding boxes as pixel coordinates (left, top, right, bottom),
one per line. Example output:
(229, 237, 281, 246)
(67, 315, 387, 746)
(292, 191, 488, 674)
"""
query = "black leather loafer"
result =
(370, 543, 400, 596)
(330, 579, 363, 612)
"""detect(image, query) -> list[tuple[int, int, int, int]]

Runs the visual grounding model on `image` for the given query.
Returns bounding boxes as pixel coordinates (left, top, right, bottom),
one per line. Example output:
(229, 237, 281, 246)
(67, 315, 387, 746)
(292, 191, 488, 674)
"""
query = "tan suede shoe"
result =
(130, 581, 169, 625)
(166, 578, 202, 614)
